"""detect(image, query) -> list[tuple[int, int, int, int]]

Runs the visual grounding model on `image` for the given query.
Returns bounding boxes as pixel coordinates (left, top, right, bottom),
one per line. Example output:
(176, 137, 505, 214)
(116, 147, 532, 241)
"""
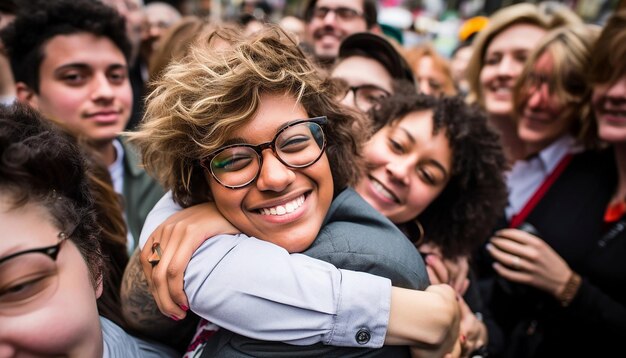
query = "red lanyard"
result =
(509, 153, 574, 228)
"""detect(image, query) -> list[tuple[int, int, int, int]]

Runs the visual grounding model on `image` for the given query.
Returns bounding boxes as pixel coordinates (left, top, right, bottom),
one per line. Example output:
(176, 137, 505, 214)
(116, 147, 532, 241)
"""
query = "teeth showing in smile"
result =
(259, 195, 305, 216)
(371, 179, 397, 203)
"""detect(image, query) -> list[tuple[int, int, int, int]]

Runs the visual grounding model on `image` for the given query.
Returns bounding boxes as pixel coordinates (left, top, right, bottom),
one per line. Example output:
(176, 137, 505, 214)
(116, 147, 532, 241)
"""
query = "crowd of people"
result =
(1, 0, 625, 357)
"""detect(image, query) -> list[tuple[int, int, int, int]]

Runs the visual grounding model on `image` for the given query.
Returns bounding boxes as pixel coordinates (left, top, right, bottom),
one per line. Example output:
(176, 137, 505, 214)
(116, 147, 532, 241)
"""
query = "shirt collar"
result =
(536, 135, 577, 174)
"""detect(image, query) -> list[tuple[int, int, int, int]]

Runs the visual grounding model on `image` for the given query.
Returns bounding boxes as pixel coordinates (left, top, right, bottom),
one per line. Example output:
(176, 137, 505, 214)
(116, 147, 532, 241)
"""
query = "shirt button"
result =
(355, 328, 371, 345)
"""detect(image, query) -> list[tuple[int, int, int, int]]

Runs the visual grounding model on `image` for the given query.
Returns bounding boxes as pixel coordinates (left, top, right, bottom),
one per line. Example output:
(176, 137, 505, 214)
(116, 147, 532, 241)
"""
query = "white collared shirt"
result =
(506, 135, 581, 221)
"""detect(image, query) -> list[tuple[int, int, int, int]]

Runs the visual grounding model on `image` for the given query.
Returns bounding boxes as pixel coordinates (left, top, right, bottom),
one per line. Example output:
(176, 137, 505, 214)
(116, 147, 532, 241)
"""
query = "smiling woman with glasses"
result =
(202, 117, 327, 189)
(0, 103, 177, 357)
(125, 26, 461, 357)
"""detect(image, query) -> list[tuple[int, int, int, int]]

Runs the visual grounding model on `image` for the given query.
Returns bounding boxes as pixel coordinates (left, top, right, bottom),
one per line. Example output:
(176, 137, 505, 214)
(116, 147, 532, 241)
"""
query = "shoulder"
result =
(101, 316, 179, 358)
(309, 188, 429, 289)
(319, 188, 405, 245)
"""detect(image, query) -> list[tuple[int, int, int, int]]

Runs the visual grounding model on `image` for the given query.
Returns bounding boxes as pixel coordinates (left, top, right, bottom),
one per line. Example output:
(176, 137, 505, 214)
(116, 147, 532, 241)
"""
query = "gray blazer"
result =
(201, 188, 429, 357)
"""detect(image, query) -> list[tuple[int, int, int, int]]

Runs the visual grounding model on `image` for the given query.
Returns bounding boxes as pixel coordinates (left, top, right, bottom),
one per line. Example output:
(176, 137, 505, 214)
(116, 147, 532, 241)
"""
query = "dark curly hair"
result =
(0, 103, 104, 287)
(370, 83, 508, 258)
(0, 0, 131, 93)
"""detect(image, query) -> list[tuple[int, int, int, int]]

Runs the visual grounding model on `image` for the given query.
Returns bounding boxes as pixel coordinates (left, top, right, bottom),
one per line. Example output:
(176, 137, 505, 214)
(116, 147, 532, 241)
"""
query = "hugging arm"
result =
(124, 192, 459, 350)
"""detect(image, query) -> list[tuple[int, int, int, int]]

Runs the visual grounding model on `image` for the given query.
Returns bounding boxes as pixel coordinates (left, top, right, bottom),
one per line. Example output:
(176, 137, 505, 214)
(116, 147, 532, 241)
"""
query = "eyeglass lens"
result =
(347, 85, 390, 111)
(0, 245, 62, 315)
(210, 121, 325, 188)
(314, 6, 361, 20)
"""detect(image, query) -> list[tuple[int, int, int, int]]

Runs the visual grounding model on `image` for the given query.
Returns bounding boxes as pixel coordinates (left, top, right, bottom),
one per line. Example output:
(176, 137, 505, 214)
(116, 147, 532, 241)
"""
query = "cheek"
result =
(479, 66, 493, 87)
(210, 180, 246, 223)
(2, 307, 88, 353)
(0, 275, 100, 354)
(398, 180, 447, 223)
(117, 84, 133, 108)
(363, 137, 389, 166)
(38, 90, 85, 122)
(313, 155, 333, 200)
(406, 185, 437, 216)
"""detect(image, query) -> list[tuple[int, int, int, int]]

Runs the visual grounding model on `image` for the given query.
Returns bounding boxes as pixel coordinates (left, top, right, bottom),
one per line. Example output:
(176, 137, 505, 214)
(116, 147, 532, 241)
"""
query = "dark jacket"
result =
(120, 137, 165, 249)
(477, 149, 625, 357)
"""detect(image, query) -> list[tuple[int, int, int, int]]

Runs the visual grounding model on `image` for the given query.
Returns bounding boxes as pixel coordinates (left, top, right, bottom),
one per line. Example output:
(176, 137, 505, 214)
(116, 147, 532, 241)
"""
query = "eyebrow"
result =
(398, 126, 416, 145)
(54, 62, 127, 73)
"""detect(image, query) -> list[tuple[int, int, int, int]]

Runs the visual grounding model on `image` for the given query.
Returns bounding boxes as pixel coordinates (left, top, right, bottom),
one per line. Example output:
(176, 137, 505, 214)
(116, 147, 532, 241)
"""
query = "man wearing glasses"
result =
(303, 0, 380, 66)
(331, 32, 415, 113)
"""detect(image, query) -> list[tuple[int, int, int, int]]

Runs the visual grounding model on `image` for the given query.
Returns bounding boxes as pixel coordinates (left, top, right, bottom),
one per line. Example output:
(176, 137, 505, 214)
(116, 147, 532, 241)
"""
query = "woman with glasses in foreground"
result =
(0, 104, 177, 357)
(125, 27, 461, 357)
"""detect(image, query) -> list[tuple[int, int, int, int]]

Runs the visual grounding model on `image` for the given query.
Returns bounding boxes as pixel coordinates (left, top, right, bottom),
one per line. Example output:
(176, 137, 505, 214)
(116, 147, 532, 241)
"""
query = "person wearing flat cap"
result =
(331, 32, 415, 113)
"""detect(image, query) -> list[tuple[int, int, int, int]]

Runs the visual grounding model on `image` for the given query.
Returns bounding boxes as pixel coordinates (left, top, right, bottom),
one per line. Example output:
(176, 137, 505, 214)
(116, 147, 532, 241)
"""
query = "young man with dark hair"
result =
(0, 0, 163, 252)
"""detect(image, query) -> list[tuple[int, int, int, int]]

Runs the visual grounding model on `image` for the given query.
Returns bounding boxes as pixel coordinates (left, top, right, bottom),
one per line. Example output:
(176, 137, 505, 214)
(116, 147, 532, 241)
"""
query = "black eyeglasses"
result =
(0, 232, 68, 312)
(0, 232, 67, 265)
(342, 85, 391, 112)
(313, 6, 363, 21)
(201, 117, 328, 189)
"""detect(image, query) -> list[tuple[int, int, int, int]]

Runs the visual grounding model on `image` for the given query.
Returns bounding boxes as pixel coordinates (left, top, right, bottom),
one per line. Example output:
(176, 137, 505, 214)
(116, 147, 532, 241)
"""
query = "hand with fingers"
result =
(408, 285, 462, 358)
(140, 202, 239, 320)
(457, 296, 487, 357)
(420, 246, 486, 358)
(420, 243, 470, 296)
(486, 228, 573, 297)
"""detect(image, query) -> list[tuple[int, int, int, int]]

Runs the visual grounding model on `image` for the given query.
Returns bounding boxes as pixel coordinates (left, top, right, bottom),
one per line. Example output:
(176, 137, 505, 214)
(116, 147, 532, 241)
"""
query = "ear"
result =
(15, 82, 38, 108)
(95, 274, 104, 299)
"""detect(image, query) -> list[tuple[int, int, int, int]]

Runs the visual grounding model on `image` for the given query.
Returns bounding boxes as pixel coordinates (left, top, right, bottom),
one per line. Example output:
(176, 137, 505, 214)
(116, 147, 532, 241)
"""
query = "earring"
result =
(414, 219, 425, 246)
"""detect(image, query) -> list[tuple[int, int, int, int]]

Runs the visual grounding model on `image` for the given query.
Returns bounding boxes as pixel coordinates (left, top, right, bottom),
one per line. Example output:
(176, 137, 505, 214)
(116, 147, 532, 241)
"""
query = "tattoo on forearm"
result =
(121, 250, 198, 349)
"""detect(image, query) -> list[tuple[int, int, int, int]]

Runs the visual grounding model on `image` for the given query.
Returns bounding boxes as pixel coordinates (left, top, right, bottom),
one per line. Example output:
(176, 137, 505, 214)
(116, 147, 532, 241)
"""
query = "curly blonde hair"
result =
(129, 26, 365, 207)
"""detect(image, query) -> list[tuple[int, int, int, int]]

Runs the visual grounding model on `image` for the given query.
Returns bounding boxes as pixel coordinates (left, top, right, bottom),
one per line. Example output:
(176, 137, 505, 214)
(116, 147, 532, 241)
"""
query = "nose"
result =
(322, 10, 338, 25)
(149, 25, 161, 38)
(386, 158, 411, 186)
(91, 73, 115, 102)
(255, 150, 296, 192)
(605, 77, 626, 99)
(526, 82, 549, 109)
(418, 79, 432, 95)
(496, 55, 517, 78)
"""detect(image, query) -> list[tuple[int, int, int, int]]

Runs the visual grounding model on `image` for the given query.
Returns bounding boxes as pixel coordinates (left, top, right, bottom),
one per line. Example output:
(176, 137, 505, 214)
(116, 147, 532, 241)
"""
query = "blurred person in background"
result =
(404, 44, 456, 96)
(302, 0, 380, 68)
(331, 32, 414, 113)
(0, 0, 16, 106)
(279, 15, 306, 43)
(465, 2, 582, 163)
(147, 16, 211, 85)
(450, 16, 488, 96)
(140, 1, 182, 72)
(476, 24, 618, 358)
